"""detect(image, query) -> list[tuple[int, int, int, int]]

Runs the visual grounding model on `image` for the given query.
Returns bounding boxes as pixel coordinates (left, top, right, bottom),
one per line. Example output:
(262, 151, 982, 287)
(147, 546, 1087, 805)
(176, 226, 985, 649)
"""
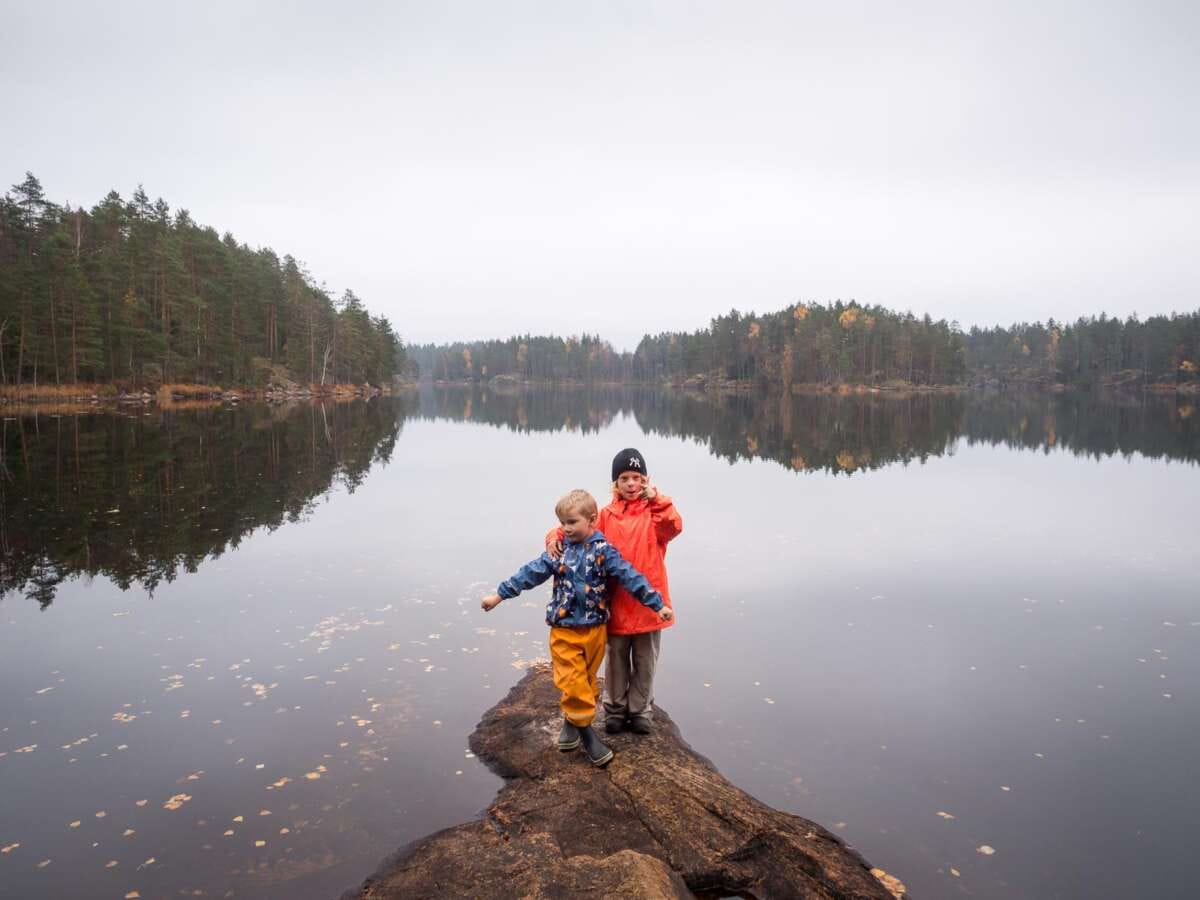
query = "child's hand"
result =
(481, 594, 502, 612)
(545, 536, 563, 559)
(658, 606, 673, 622)
(642, 483, 659, 501)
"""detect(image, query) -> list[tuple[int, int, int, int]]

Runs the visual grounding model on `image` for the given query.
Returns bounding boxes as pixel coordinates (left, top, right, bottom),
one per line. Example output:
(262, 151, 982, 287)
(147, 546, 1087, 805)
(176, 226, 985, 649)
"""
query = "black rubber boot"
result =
(557, 719, 581, 751)
(628, 715, 652, 735)
(579, 725, 614, 767)
(604, 715, 625, 735)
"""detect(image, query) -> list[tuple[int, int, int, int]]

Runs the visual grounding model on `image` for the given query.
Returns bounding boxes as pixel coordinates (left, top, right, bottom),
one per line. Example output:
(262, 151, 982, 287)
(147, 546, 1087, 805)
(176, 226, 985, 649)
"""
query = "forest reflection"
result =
(3, 387, 1194, 606)
(415, 384, 1198, 473)
(1, 398, 408, 607)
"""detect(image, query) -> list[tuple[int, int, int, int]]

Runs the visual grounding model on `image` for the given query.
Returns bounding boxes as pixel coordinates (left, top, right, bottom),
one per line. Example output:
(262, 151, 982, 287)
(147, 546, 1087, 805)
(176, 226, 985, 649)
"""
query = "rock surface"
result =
(346, 665, 906, 899)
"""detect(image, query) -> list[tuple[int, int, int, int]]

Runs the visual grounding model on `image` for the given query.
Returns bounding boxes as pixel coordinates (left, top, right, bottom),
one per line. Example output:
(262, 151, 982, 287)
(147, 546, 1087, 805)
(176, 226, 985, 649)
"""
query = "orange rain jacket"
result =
(548, 493, 682, 635)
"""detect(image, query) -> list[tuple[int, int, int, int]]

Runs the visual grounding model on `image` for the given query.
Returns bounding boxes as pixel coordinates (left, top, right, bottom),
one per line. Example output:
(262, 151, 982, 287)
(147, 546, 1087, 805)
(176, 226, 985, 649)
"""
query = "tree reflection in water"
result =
(4, 387, 1194, 606)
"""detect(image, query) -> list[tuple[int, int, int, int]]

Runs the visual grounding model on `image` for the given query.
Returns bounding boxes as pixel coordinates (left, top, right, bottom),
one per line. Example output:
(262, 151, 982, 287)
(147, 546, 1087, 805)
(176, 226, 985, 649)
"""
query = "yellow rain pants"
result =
(549, 624, 607, 726)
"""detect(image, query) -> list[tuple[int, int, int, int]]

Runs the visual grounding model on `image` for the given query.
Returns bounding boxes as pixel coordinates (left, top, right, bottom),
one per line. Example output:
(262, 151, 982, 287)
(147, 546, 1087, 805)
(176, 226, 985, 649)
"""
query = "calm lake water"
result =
(2, 387, 1198, 899)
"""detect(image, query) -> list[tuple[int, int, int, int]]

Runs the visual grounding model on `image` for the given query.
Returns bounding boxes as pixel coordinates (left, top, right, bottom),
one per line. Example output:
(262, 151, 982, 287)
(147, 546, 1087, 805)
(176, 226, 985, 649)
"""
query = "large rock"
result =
(347, 665, 906, 899)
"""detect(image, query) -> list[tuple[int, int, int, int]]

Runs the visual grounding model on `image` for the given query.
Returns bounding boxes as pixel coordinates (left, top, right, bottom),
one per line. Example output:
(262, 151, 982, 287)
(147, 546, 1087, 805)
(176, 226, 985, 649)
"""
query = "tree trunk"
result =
(49, 284, 61, 384)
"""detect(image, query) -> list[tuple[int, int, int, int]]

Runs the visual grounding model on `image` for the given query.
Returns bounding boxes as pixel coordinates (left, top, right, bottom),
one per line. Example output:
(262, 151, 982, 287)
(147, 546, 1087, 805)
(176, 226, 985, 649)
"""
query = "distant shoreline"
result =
(3, 375, 1195, 410)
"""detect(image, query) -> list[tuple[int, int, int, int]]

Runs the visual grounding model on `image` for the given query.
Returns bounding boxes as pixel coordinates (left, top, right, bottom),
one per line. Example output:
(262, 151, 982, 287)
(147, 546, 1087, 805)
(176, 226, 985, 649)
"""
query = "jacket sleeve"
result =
(497, 554, 556, 600)
(602, 545, 664, 611)
(649, 493, 683, 545)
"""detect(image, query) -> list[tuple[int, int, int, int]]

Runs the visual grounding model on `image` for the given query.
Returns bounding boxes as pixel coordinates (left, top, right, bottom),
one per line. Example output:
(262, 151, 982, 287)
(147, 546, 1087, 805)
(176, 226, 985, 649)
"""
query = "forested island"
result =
(412, 305, 1200, 391)
(4, 172, 1197, 400)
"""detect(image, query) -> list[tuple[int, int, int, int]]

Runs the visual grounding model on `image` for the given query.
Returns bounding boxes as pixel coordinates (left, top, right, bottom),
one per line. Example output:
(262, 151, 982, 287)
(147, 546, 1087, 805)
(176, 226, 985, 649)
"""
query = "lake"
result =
(1, 387, 1197, 899)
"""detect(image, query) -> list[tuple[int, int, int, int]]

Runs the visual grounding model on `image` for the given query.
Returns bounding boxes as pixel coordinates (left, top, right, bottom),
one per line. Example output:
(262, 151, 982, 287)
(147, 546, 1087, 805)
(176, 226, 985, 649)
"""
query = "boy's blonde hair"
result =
(556, 489, 598, 521)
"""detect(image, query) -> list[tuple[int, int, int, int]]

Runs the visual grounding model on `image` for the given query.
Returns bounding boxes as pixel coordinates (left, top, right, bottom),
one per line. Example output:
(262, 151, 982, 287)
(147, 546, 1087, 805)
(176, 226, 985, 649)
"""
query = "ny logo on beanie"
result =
(612, 447, 648, 482)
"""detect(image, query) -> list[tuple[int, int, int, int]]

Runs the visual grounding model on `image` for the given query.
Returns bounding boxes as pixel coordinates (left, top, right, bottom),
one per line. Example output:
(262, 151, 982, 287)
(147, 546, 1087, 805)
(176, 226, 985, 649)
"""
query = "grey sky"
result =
(4, 1, 1197, 350)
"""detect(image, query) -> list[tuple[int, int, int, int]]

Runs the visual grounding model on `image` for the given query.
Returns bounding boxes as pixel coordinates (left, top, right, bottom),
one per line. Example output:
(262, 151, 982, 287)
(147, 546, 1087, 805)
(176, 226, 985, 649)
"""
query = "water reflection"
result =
(415, 385, 1199, 474)
(1, 399, 408, 607)
(5, 388, 1194, 606)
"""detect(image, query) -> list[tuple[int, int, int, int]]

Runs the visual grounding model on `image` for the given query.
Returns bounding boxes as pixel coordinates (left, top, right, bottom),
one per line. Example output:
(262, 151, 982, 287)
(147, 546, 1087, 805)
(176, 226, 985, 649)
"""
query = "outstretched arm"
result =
(483, 554, 557, 611)
(603, 546, 672, 620)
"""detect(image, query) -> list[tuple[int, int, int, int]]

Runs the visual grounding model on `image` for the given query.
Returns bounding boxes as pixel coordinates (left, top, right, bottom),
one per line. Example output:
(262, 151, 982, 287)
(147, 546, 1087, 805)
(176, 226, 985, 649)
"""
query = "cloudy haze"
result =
(4, 0, 1197, 350)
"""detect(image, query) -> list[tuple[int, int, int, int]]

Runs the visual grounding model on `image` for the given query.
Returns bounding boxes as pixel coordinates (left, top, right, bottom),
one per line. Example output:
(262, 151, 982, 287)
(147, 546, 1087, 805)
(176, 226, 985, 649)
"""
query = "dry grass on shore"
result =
(0, 382, 120, 401)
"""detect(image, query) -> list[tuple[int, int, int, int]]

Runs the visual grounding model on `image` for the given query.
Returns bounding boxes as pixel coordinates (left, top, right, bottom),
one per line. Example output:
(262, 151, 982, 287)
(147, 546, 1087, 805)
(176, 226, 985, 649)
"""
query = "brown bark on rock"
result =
(347, 664, 906, 900)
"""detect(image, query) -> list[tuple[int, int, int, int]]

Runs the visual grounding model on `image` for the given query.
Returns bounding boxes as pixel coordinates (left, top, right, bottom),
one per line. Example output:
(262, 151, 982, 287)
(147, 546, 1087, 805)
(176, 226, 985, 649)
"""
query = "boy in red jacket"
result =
(547, 448, 682, 734)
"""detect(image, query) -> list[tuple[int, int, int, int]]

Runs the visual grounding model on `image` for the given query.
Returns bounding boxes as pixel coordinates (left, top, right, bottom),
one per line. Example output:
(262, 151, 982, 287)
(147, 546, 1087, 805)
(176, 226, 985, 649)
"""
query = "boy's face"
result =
(559, 508, 597, 544)
(616, 471, 646, 501)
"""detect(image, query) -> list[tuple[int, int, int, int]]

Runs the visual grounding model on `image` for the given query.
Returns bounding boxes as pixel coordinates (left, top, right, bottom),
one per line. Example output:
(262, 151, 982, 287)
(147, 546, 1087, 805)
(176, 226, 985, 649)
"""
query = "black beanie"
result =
(612, 448, 648, 482)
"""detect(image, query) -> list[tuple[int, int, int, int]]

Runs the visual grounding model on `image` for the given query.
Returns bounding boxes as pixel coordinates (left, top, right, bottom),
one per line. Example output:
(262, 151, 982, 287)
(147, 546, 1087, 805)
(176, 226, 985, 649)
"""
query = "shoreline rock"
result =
(345, 665, 906, 899)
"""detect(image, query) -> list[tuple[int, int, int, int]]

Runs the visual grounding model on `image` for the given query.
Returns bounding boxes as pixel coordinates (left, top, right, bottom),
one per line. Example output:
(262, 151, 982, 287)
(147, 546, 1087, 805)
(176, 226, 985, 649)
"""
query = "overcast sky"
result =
(3, 1, 1197, 350)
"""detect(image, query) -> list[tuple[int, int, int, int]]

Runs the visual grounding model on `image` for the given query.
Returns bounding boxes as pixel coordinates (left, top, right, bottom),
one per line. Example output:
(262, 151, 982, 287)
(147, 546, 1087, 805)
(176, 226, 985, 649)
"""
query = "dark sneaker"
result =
(579, 725, 614, 767)
(604, 715, 625, 734)
(628, 716, 652, 735)
(557, 720, 581, 751)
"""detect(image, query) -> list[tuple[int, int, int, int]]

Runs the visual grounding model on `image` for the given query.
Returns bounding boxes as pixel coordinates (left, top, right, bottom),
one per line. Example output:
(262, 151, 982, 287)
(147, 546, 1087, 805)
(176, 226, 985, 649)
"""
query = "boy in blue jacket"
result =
(482, 489, 672, 766)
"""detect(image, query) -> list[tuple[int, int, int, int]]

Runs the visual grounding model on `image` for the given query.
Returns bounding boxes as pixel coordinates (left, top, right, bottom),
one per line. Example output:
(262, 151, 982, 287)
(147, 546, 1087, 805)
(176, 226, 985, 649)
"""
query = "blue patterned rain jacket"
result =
(496, 531, 663, 627)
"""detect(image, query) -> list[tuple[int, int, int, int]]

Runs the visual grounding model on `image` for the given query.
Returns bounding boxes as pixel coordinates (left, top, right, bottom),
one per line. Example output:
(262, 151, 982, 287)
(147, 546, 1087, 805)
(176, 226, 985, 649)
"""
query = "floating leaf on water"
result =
(37, 859, 51, 868)
(95, 811, 107, 818)
(259, 809, 271, 816)
(125, 892, 141, 899)
(222, 830, 234, 837)
(1000, 785, 1011, 791)
(122, 829, 135, 837)
(254, 840, 266, 847)
(105, 860, 118, 868)
(976, 844, 996, 855)
(134, 800, 147, 807)
(1, 843, 19, 854)
(138, 857, 155, 869)
(935, 811, 955, 820)
(162, 794, 191, 811)
(950, 867, 961, 877)
(304, 772, 321, 780)
(68, 821, 81, 828)
(869, 867, 907, 899)
(232, 816, 243, 823)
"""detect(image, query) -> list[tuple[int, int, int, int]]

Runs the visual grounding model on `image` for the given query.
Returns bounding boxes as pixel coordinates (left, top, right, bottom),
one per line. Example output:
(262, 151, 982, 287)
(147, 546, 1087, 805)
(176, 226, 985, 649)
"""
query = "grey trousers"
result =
(603, 630, 662, 721)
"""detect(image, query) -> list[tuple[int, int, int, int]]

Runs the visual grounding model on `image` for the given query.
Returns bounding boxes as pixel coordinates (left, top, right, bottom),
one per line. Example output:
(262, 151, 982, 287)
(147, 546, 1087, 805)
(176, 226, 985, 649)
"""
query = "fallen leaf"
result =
(935, 811, 955, 820)
(977, 844, 996, 855)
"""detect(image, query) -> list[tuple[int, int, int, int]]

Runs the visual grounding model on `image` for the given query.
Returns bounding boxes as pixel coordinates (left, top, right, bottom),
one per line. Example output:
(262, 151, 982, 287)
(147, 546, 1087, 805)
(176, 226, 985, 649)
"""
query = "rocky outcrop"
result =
(347, 665, 906, 899)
